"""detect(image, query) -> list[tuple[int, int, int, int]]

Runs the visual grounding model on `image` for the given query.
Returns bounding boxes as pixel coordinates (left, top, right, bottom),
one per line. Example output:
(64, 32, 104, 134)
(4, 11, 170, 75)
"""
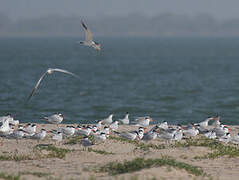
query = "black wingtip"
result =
(81, 20, 88, 30)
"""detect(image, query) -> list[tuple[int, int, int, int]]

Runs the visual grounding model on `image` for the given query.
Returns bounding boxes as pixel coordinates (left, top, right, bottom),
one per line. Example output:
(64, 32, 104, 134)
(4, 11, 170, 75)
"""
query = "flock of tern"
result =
(2, 20, 238, 149)
(0, 112, 239, 147)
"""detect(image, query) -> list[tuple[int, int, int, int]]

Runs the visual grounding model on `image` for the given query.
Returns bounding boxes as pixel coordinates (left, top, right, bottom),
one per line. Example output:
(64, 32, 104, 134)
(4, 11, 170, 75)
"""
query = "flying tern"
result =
(27, 68, 80, 101)
(79, 20, 101, 51)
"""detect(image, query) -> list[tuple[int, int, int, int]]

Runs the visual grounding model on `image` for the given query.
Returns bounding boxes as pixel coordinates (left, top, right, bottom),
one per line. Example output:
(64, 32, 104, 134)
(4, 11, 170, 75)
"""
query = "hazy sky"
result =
(1, 0, 239, 20)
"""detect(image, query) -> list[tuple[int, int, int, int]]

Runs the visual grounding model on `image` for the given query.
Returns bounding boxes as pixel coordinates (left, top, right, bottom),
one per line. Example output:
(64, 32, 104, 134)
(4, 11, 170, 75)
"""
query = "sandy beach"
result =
(0, 124, 238, 180)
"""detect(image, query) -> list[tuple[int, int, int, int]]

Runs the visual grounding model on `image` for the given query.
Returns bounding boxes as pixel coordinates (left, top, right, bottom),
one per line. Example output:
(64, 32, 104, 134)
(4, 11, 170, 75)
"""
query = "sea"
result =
(0, 37, 239, 125)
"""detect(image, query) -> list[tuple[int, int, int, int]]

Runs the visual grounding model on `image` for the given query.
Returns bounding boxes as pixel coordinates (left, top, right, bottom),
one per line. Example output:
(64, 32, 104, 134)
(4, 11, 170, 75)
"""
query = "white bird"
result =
(23, 124, 37, 136)
(27, 68, 80, 101)
(9, 129, 25, 139)
(204, 131, 217, 139)
(32, 129, 47, 140)
(52, 132, 63, 142)
(172, 126, 184, 141)
(194, 117, 215, 128)
(0, 114, 12, 122)
(157, 121, 168, 130)
(0, 114, 19, 126)
(119, 112, 130, 125)
(213, 125, 229, 137)
(77, 126, 92, 136)
(81, 137, 93, 148)
(158, 128, 177, 141)
(230, 133, 239, 144)
(120, 131, 138, 140)
(91, 125, 98, 133)
(60, 126, 76, 136)
(134, 116, 152, 127)
(93, 132, 107, 142)
(79, 20, 101, 51)
(96, 121, 103, 129)
(212, 116, 221, 127)
(43, 113, 64, 124)
(102, 126, 110, 137)
(102, 114, 113, 124)
(142, 130, 158, 141)
(137, 129, 145, 140)
(9, 119, 19, 126)
(109, 121, 120, 131)
(218, 133, 231, 143)
(183, 126, 199, 137)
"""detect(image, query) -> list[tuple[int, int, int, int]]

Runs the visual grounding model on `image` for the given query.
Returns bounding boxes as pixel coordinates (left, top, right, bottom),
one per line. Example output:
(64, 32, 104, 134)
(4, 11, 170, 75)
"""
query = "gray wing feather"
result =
(27, 72, 48, 101)
(52, 68, 80, 79)
(81, 20, 93, 42)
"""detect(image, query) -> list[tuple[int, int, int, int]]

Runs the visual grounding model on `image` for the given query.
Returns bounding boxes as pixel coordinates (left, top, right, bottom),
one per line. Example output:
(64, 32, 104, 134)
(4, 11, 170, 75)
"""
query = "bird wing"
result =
(52, 68, 80, 79)
(27, 71, 48, 101)
(81, 21, 93, 42)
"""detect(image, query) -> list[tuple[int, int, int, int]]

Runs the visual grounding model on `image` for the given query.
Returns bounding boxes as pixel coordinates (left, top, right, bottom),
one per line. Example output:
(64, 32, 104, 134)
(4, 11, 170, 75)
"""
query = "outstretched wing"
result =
(52, 68, 80, 79)
(27, 71, 48, 101)
(81, 20, 93, 42)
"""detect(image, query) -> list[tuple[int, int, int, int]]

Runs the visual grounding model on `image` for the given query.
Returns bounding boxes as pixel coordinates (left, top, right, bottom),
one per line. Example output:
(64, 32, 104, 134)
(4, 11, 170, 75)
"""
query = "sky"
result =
(0, 0, 239, 20)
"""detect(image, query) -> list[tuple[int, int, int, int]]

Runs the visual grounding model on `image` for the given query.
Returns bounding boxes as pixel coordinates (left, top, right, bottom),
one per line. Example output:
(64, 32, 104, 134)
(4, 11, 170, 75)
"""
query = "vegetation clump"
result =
(35, 144, 73, 159)
(0, 172, 20, 180)
(0, 154, 34, 161)
(174, 138, 239, 159)
(65, 136, 82, 145)
(99, 157, 205, 176)
(87, 148, 115, 155)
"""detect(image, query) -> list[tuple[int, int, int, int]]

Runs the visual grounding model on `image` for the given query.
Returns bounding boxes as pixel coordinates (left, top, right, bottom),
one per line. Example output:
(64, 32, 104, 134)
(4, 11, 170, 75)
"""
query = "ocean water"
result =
(0, 37, 239, 125)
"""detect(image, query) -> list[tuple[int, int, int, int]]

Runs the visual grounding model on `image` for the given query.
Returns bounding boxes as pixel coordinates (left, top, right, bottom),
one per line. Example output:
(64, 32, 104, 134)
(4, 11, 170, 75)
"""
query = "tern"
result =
(230, 133, 239, 144)
(173, 129, 183, 141)
(43, 113, 64, 124)
(134, 116, 152, 127)
(142, 130, 158, 141)
(9, 129, 25, 139)
(218, 133, 231, 143)
(102, 114, 113, 124)
(79, 20, 101, 51)
(119, 112, 130, 125)
(212, 116, 221, 127)
(77, 126, 92, 136)
(96, 121, 103, 129)
(52, 132, 63, 143)
(137, 129, 145, 140)
(27, 68, 80, 101)
(204, 131, 217, 139)
(109, 121, 120, 131)
(60, 126, 76, 136)
(183, 126, 199, 138)
(158, 128, 177, 141)
(23, 124, 37, 136)
(213, 124, 229, 137)
(194, 117, 215, 128)
(0, 119, 13, 136)
(32, 129, 47, 141)
(157, 121, 168, 130)
(81, 137, 93, 149)
(93, 132, 107, 142)
(102, 126, 110, 137)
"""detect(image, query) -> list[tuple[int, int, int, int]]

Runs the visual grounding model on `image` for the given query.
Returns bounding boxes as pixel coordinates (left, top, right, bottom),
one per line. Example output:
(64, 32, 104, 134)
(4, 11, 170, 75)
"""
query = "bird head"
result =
(47, 68, 53, 74)
(95, 42, 101, 51)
